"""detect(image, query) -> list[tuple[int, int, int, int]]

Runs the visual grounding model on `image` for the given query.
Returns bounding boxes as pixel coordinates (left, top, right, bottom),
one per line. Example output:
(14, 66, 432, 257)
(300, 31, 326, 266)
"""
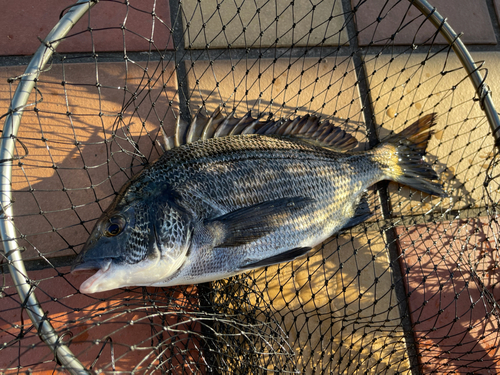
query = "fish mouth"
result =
(71, 259, 114, 294)
(71, 244, 187, 293)
(71, 259, 109, 273)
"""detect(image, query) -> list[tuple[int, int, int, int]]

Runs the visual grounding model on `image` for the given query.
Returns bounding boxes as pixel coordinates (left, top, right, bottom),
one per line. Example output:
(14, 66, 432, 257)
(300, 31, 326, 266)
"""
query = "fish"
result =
(72, 109, 446, 294)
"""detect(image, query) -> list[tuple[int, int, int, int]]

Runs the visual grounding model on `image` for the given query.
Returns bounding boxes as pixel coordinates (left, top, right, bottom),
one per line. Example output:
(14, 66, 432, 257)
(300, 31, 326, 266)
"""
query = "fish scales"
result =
(145, 136, 371, 212)
(162, 137, 375, 283)
(72, 113, 446, 293)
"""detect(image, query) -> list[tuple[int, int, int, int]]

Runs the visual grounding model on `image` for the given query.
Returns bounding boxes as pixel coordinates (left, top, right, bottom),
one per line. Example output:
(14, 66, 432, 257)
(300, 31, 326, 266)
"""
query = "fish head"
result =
(72, 197, 192, 294)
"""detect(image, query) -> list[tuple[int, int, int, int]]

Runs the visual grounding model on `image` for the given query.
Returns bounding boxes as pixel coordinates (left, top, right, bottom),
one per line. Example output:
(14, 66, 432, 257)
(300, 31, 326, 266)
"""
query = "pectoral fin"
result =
(205, 196, 315, 248)
(239, 247, 312, 270)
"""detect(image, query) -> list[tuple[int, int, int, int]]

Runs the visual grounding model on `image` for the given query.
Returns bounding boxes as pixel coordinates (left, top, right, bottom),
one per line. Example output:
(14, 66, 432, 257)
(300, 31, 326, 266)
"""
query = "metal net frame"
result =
(1, 0, 500, 373)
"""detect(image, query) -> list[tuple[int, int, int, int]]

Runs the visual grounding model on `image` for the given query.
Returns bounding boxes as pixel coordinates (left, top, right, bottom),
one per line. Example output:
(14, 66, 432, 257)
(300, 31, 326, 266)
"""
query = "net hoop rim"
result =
(0, 1, 95, 373)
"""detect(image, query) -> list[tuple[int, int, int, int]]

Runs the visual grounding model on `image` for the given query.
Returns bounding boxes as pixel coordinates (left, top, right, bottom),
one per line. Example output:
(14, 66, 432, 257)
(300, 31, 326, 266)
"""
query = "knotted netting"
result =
(1, 0, 500, 373)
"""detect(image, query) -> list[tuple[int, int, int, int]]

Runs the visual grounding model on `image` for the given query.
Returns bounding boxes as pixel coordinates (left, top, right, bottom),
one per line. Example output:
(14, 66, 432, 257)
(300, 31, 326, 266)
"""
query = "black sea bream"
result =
(72, 111, 445, 294)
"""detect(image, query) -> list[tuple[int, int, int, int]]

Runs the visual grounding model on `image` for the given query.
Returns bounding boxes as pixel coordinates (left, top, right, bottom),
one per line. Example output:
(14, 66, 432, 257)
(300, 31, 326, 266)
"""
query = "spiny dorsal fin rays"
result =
(160, 107, 358, 152)
(201, 107, 225, 140)
(158, 117, 176, 152)
(229, 111, 256, 135)
(256, 119, 283, 135)
(213, 110, 238, 137)
(296, 115, 317, 135)
(186, 107, 209, 144)
(174, 115, 189, 148)
(284, 116, 311, 135)
(327, 125, 358, 149)
(169, 108, 225, 150)
(306, 121, 358, 150)
(233, 111, 269, 135)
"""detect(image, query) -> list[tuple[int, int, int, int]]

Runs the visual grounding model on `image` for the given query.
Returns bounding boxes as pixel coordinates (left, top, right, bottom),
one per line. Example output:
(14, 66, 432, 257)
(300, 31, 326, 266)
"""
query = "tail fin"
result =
(373, 113, 447, 197)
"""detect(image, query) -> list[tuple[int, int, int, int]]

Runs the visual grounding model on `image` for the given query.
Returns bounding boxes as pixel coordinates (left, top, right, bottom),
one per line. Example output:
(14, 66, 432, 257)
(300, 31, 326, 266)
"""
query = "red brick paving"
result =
(396, 218, 500, 373)
(353, 0, 496, 45)
(0, 0, 172, 56)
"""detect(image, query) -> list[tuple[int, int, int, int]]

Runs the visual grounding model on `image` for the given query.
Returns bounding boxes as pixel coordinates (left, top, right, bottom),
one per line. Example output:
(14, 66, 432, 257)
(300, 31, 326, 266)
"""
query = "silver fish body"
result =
(73, 114, 445, 293)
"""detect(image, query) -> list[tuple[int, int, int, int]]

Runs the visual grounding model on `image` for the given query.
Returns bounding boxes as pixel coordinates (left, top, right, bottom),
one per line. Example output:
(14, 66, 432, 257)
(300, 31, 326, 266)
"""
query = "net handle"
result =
(410, 0, 500, 150)
(0, 1, 96, 374)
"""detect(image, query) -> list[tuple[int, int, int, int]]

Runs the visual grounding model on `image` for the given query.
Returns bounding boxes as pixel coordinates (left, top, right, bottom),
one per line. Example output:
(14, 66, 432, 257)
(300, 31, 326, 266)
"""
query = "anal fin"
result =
(239, 247, 312, 270)
(342, 194, 373, 230)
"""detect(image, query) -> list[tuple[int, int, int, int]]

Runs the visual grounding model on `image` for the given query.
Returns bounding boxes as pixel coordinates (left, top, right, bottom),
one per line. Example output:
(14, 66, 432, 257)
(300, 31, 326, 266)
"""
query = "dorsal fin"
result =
(162, 107, 358, 151)
(202, 107, 226, 140)
(214, 111, 239, 137)
(186, 107, 209, 144)
(174, 115, 189, 148)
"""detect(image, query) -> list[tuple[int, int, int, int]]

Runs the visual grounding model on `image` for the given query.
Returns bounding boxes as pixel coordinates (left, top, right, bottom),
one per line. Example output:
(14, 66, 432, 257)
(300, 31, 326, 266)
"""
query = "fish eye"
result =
(104, 216, 125, 237)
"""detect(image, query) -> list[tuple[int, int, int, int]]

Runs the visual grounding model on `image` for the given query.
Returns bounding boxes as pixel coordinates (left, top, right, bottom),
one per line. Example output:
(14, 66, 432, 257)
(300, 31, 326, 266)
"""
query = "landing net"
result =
(1, 0, 500, 373)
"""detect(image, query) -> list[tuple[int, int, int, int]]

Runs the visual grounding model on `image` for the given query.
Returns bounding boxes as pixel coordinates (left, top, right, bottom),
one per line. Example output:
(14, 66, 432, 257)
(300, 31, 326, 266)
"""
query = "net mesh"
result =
(1, 0, 500, 373)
